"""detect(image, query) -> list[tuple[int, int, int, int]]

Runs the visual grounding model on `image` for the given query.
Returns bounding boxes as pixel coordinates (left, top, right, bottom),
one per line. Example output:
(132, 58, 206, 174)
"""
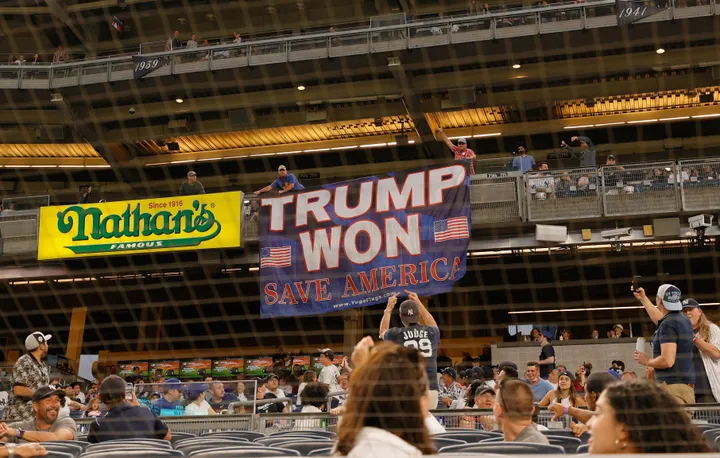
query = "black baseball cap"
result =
(474, 385, 495, 397)
(318, 348, 335, 361)
(99, 374, 127, 399)
(682, 298, 701, 309)
(442, 367, 457, 379)
(33, 385, 65, 403)
(399, 300, 420, 324)
(266, 374, 279, 382)
(498, 361, 517, 371)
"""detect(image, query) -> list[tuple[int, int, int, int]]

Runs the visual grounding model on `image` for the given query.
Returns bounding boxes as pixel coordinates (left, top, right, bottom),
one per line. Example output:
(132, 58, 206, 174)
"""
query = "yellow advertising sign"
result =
(38, 191, 243, 260)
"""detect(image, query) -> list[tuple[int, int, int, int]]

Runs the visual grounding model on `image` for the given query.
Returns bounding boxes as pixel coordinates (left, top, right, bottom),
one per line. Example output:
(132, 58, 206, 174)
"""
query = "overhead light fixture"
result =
(169, 159, 195, 164)
(248, 152, 277, 157)
(692, 113, 720, 119)
(360, 143, 388, 148)
(656, 48, 666, 54)
(594, 122, 626, 127)
(303, 148, 330, 153)
(330, 145, 358, 150)
(627, 119, 658, 124)
(297, 85, 306, 91)
(472, 133, 502, 138)
(85, 165, 112, 168)
(248, 267, 260, 271)
(659, 116, 690, 121)
(175, 98, 184, 104)
(277, 150, 303, 155)
(512, 64, 521, 69)
(58, 165, 85, 168)
(564, 125, 594, 129)
(197, 157, 221, 162)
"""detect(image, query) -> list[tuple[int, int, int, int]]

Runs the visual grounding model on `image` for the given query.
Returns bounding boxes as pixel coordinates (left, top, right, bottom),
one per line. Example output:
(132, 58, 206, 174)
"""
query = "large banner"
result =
(38, 191, 243, 260)
(132, 55, 164, 79)
(259, 164, 471, 318)
(616, 0, 664, 26)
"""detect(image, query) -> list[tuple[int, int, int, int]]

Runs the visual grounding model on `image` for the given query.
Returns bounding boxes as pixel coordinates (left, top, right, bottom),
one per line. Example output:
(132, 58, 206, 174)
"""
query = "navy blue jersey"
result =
(384, 324, 440, 390)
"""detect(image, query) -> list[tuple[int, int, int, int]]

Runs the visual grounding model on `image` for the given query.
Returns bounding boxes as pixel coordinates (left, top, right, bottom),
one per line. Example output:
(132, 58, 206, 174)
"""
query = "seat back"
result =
(256, 437, 331, 448)
(175, 437, 251, 448)
(544, 435, 582, 453)
(202, 431, 265, 441)
(432, 431, 502, 443)
(41, 441, 89, 452)
(703, 428, 720, 449)
(45, 452, 75, 458)
(40, 443, 84, 457)
(307, 448, 333, 456)
(541, 429, 576, 437)
(188, 447, 301, 457)
(577, 444, 590, 454)
(177, 440, 266, 455)
(438, 442, 566, 454)
(269, 430, 336, 440)
(273, 440, 337, 455)
(80, 451, 184, 458)
(432, 437, 467, 449)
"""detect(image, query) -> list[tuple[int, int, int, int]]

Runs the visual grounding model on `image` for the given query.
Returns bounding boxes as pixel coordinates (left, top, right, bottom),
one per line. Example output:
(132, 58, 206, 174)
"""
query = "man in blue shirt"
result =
(523, 362, 553, 401)
(151, 378, 184, 416)
(88, 375, 171, 443)
(633, 284, 695, 404)
(511, 144, 536, 173)
(254, 165, 305, 196)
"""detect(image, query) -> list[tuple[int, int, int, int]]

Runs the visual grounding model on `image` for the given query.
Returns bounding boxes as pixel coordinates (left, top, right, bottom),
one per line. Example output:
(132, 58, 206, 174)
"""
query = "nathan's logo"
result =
(56, 200, 221, 254)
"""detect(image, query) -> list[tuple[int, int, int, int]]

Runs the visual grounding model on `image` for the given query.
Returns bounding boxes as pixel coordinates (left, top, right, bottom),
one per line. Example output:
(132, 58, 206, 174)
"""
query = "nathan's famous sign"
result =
(38, 192, 243, 260)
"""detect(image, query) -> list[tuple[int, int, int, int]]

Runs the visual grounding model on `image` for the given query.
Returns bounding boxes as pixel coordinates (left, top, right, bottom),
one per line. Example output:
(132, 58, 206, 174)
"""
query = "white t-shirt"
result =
(185, 400, 213, 416)
(319, 365, 340, 393)
(75, 392, 86, 404)
(296, 382, 308, 405)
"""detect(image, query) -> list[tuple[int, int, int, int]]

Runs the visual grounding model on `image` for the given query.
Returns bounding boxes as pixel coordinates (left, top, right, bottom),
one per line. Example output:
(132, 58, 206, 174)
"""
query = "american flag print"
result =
(260, 246, 292, 268)
(433, 216, 470, 242)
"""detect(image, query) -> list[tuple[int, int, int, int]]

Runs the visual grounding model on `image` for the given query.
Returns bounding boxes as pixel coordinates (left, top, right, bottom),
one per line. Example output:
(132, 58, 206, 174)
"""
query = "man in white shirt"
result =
(184, 383, 215, 416)
(71, 383, 85, 404)
(317, 348, 340, 394)
(186, 34, 198, 49)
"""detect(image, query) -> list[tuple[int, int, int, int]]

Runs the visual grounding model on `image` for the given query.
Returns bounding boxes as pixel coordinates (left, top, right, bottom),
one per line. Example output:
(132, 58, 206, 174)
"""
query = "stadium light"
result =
(594, 122, 626, 127)
(512, 64, 521, 69)
(656, 48, 665, 54)
(659, 116, 690, 121)
(175, 98, 184, 104)
(692, 113, 720, 119)
(627, 119, 658, 124)
(297, 85, 306, 91)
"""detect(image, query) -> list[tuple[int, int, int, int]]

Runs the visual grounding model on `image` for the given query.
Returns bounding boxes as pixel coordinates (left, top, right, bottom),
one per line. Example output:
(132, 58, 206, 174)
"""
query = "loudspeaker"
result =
(535, 224, 568, 243)
(699, 93, 714, 103)
(653, 217, 680, 238)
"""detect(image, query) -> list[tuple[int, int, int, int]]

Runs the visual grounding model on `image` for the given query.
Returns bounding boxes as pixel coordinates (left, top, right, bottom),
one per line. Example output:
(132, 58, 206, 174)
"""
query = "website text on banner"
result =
(37, 191, 243, 260)
(259, 164, 471, 318)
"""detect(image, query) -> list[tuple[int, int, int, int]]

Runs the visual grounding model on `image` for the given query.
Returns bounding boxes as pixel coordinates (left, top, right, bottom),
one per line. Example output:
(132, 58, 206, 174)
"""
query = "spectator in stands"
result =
(548, 371, 617, 438)
(233, 32, 242, 44)
(179, 171, 205, 195)
(317, 348, 341, 395)
(167, 30, 181, 50)
(511, 144, 536, 173)
(127, 366, 143, 384)
(682, 298, 720, 403)
(78, 186, 93, 204)
(254, 165, 306, 195)
(207, 381, 237, 413)
(468, 0, 482, 13)
(255, 384, 281, 414)
(608, 324, 624, 338)
(184, 383, 215, 416)
(497, 361, 519, 384)
(380, 291, 441, 409)
(562, 135, 596, 167)
(298, 382, 328, 415)
(611, 360, 625, 373)
(574, 363, 591, 393)
(668, 166, 690, 184)
(537, 331, 556, 379)
(0, 386, 77, 442)
(459, 385, 496, 429)
(591, 329, 600, 339)
(633, 285, 695, 404)
(548, 369, 559, 389)
(5, 333, 51, 423)
(554, 172, 575, 198)
(538, 370, 586, 407)
(530, 327, 541, 341)
(332, 373, 349, 407)
(277, 376, 292, 395)
(52, 45, 69, 63)
(70, 383, 85, 404)
(527, 162, 554, 200)
(494, 379, 549, 444)
(186, 34, 198, 49)
(31, 54, 40, 65)
(334, 340, 435, 456)
(233, 382, 247, 402)
(560, 329, 571, 340)
(524, 362, 553, 401)
(438, 368, 464, 408)
(296, 370, 317, 406)
(699, 164, 717, 181)
(84, 398, 102, 418)
(621, 371, 638, 381)
(13, 55, 25, 65)
(151, 378, 184, 416)
(587, 380, 708, 453)
(265, 375, 288, 413)
(436, 128, 477, 174)
(89, 375, 171, 443)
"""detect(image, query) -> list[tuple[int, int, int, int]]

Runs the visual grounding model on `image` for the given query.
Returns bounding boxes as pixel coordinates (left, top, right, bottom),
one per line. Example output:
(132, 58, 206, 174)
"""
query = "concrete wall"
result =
(492, 338, 652, 377)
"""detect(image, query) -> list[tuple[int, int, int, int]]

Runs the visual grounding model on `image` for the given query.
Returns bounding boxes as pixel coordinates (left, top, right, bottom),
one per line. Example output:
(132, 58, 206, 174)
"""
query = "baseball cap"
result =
(266, 374, 279, 382)
(33, 385, 65, 403)
(399, 300, 420, 324)
(163, 378, 183, 392)
(682, 298, 701, 309)
(657, 284, 682, 311)
(557, 370, 574, 381)
(318, 348, 334, 361)
(607, 154, 616, 160)
(25, 332, 51, 351)
(187, 171, 197, 177)
(442, 367, 457, 379)
(278, 165, 287, 171)
(99, 374, 127, 399)
(613, 324, 624, 331)
(474, 385, 495, 397)
(187, 383, 208, 401)
(457, 138, 467, 144)
(498, 361, 517, 371)
(542, 330, 553, 341)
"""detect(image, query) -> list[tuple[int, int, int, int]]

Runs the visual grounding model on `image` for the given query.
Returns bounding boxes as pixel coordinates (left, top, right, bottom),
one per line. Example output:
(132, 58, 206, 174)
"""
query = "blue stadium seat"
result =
(307, 448, 333, 456)
(39, 443, 84, 457)
(696, 424, 720, 434)
(80, 450, 184, 458)
(176, 439, 266, 454)
(269, 430, 336, 440)
(577, 444, 590, 454)
(432, 431, 502, 443)
(438, 442, 566, 454)
(541, 429, 576, 437)
(543, 435, 582, 453)
(41, 441, 89, 452)
(188, 434, 249, 442)
(255, 437, 332, 448)
(202, 431, 265, 441)
(273, 440, 337, 455)
(169, 431, 197, 443)
(432, 437, 466, 449)
(188, 447, 301, 457)
(45, 452, 75, 458)
(703, 428, 720, 449)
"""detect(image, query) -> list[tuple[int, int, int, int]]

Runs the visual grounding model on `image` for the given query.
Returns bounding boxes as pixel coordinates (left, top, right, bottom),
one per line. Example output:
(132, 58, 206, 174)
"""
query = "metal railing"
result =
(601, 161, 681, 217)
(0, 0, 715, 90)
(679, 158, 720, 211)
(1, 195, 50, 212)
(470, 172, 524, 225)
(526, 167, 602, 222)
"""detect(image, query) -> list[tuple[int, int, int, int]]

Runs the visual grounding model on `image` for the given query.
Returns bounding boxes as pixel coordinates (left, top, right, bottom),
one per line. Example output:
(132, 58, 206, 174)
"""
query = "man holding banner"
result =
(380, 291, 441, 410)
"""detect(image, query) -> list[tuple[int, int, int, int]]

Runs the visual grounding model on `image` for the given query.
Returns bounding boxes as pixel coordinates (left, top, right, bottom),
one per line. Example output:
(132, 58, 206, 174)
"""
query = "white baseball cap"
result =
(457, 138, 467, 144)
(657, 284, 682, 311)
(25, 332, 51, 351)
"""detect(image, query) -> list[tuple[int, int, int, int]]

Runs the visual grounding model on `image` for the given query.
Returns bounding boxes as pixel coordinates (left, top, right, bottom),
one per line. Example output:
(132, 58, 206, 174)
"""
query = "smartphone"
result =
(125, 383, 134, 402)
(632, 275, 642, 292)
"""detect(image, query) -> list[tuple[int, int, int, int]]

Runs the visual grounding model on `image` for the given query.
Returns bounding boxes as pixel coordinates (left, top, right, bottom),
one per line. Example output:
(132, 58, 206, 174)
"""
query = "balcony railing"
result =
(0, 1, 716, 90)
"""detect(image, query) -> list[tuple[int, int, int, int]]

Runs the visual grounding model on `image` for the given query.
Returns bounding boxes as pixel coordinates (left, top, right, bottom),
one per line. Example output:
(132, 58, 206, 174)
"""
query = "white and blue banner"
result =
(259, 163, 471, 318)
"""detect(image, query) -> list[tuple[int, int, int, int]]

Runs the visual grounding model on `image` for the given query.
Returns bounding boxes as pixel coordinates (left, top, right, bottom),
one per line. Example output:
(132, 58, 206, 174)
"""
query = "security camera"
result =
(689, 214, 714, 229)
(128, 106, 136, 115)
(600, 227, 633, 239)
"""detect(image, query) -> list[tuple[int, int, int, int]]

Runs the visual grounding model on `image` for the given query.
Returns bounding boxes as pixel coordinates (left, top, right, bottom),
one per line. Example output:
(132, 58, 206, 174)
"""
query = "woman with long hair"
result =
(538, 371, 586, 407)
(296, 370, 318, 406)
(587, 380, 709, 453)
(682, 299, 720, 403)
(335, 340, 435, 457)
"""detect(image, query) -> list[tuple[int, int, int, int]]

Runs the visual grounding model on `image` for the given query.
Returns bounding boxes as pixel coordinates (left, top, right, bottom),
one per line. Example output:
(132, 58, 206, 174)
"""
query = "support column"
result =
(65, 306, 87, 362)
(343, 308, 364, 356)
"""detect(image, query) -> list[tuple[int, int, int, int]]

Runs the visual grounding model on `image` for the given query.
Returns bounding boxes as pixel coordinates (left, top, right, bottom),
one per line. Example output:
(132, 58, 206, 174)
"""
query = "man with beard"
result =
(0, 386, 77, 442)
(4, 333, 51, 423)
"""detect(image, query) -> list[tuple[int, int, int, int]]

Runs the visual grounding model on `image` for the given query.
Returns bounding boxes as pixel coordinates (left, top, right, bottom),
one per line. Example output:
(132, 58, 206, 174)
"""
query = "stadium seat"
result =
(269, 430, 336, 440)
(438, 442, 566, 454)
(697, 424, 720, 434)
(543, 435, 582, 453)
(39, 443, 85, 457)
(183, 435, 249, 443)
(175, 437, 251, 447)
(272, 440, 337, 455)
(306, 448, 332, 456)
(203, 431, 265, 441)
(541, 429, 576, 437)
(712, 434, 720, 452)
(255, 437, 333, 448)
(176, 440, 267, 455)
(577, 444, 590, 454)
(433, 437, 466, 449)
(96, 439, 173, 448)
(170, 431, 197, 443)
(433, 431, 502, 442)
(260, 434, 334, 442)
(479, 436, 504, 442)
(41, 441, 89, 452)
(45, 452, 75, 458)
(188, 447, 301, 457)
(80, 450, 184, 458)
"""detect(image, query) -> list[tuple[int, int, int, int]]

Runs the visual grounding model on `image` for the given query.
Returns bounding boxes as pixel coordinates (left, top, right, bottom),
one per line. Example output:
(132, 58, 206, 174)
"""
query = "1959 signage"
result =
(132, 55, 163, 79)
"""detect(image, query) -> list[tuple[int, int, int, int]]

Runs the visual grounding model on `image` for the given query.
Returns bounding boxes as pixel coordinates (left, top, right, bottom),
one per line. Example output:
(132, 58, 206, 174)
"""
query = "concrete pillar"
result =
(65, 306, 87, 362)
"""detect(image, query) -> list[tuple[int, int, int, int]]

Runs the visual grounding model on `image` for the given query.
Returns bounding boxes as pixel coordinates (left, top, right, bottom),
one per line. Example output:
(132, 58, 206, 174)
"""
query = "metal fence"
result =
(526, 167, 602, 222)
(1, 195, 50, 212)
(679, 158, 720, 212)
(601, 161, 681, 217)
(470, 173, 525, 226)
